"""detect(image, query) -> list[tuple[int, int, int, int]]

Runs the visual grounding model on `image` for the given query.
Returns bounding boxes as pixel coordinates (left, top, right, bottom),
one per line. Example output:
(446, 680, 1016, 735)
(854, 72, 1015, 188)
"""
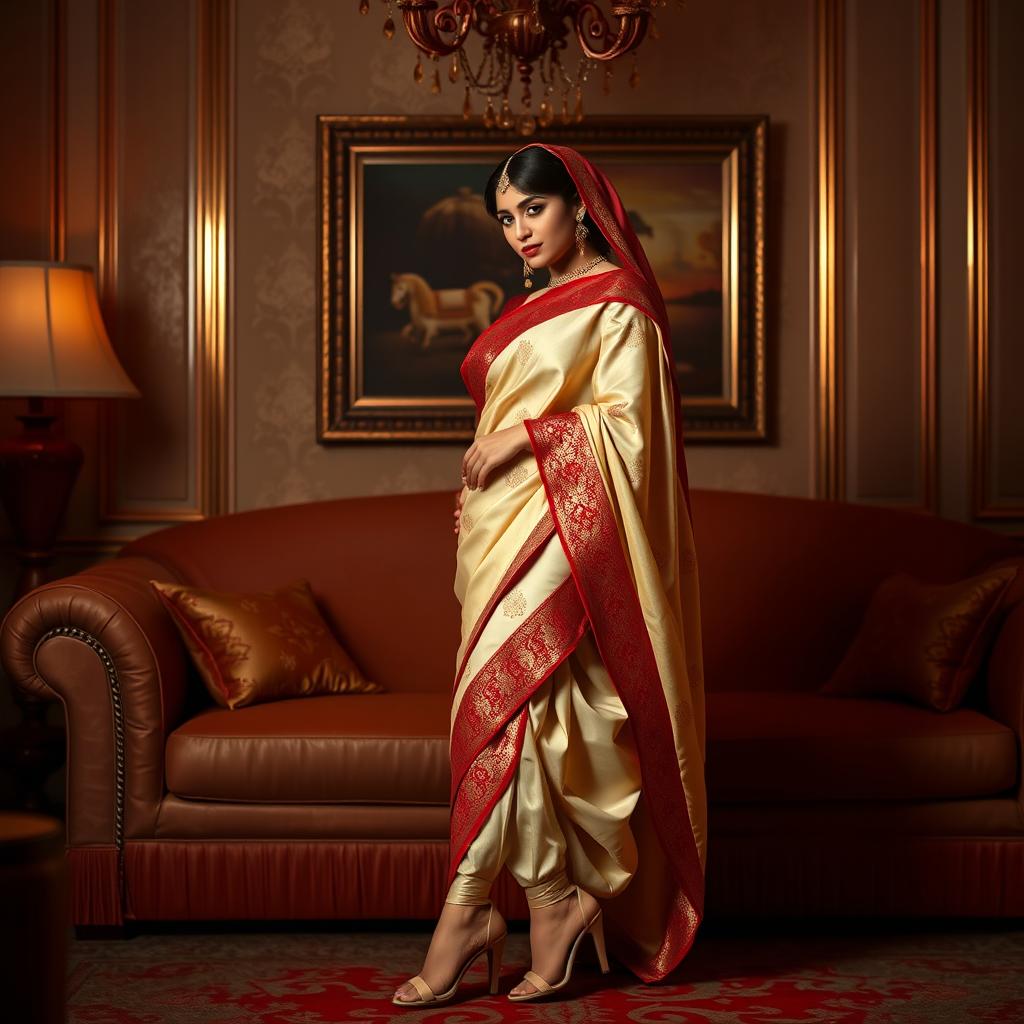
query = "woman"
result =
(393, 143, 707, 1006)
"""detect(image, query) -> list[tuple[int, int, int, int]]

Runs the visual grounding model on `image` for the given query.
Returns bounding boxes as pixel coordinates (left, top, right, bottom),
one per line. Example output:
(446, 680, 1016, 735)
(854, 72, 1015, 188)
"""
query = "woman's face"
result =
(494, 183, 579, 271)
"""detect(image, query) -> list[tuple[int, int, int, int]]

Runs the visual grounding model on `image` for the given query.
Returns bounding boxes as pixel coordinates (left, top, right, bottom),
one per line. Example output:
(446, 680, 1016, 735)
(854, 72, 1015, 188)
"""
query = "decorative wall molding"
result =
(967, 0, 1020, 524)
(50, 0, 66, 262)
(196, 0, 236, 516)
(918, 0, 938, 514)
(967, 0, 989, 521)
(814, 0, 844, 501)
(818, 0, 938, 513)
(96, 0, 234, 523)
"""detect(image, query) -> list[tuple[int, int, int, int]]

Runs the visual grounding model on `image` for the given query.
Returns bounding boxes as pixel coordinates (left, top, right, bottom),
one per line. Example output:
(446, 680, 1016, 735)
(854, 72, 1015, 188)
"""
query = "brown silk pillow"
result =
(819, 565, 1020, 712)
(149, 578, 384, 710)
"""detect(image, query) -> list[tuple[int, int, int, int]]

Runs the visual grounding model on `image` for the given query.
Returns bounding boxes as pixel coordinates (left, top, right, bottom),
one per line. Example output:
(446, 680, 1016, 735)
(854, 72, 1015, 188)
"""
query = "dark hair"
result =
(484, 147, 613, 258)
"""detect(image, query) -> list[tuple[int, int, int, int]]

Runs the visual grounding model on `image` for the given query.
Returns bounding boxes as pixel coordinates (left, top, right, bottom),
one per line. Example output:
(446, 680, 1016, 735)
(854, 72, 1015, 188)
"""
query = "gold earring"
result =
(523, 257, 534, 288)
(575, 206, 589, 256)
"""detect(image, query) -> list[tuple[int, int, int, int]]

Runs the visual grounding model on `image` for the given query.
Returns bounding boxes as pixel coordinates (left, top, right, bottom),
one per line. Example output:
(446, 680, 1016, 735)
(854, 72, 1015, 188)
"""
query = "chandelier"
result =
(358, 0, 677, 135)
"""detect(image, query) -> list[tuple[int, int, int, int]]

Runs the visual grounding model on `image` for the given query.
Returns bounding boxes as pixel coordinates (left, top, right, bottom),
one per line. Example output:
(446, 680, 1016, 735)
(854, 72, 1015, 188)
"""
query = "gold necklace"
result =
(548, 254, 606, 288)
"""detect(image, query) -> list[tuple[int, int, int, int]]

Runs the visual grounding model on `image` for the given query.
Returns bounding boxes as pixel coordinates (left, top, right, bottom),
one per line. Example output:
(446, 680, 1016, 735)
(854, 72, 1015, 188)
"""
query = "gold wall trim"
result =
(814, 0, 844, 500)
(822, 1, 936, 512)
(918, 0, 938, 514)
(967, 0, 1019, 521)
(50, 0, 66, 261)
(97, 0, 234, 522)
(967, 0, 988, 519)
(97, 0, 118, 521)
(196, 0, 235, 516)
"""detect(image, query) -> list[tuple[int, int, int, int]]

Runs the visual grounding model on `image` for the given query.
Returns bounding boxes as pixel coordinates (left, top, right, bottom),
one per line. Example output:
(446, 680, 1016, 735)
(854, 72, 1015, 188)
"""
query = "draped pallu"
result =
(451, 260, 707, 981)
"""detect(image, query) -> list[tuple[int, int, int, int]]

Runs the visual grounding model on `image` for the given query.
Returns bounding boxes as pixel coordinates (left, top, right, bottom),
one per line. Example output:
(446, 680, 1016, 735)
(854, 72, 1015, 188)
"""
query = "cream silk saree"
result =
(450, 144, 706, 983)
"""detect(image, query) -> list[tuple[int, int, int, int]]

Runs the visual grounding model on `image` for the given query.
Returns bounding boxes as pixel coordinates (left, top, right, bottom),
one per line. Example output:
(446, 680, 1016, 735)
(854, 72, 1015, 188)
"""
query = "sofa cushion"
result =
(707, 691, 1017, 802)
(167, 689, 1018, 807)
(818, 565, 1020, 712)
(166, 693, 450, 804)
(151, 577, 384, 710)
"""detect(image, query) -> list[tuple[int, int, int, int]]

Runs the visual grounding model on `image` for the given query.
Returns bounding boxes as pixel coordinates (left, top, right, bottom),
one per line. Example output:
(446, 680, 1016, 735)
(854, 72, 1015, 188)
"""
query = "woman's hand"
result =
(462, 423, 531, 491)
(453, 483, 469, 536)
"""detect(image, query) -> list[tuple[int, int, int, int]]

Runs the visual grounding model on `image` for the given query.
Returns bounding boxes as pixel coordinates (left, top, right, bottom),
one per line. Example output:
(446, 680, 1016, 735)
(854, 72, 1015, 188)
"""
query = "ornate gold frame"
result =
(317, 115, 767, 443)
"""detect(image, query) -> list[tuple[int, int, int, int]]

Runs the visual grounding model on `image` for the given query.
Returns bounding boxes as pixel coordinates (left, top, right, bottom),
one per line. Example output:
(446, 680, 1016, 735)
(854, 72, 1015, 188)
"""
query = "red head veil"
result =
(503, 142, 694, 529)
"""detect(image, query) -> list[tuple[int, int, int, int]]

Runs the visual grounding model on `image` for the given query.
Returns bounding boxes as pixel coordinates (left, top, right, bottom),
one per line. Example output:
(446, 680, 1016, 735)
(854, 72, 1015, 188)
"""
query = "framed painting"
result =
(317, 115, 766, 442)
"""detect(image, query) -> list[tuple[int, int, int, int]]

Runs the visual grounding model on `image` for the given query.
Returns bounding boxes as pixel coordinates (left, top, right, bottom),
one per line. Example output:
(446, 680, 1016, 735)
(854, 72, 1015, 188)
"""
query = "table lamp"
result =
(0, 260, 140, 810)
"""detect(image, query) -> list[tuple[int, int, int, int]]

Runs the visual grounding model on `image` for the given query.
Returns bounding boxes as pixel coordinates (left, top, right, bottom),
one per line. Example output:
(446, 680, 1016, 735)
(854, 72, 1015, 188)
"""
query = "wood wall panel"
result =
(96, 0, 232, 523)
(0, 3, 62, 550)
(843, 0, 936, 510)
(98, 0, 195, 519)
(0, 3, 54, 260)
(970, 0, 1024, 520)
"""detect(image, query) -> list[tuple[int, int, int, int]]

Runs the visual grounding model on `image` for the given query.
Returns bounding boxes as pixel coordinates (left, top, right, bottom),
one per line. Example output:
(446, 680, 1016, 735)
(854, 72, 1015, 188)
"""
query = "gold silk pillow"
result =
(819, 565, 1020, 712)
(149, 578, 384, 710)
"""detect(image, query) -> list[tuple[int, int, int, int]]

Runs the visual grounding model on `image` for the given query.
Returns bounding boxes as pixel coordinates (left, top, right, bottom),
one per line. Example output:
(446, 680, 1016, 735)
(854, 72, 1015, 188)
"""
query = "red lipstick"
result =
(521, 243, 541, 256)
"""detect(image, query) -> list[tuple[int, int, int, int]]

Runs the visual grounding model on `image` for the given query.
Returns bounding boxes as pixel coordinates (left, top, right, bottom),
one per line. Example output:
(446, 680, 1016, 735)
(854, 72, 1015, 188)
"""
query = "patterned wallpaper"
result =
(233, 0, 814, 510)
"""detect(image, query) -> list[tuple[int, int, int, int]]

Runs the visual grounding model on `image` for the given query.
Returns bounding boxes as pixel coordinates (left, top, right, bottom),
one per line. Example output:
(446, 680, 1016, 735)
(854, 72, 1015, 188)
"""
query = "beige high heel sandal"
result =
(392, 899, 507, 1007)
(508, 883, 610, 1002)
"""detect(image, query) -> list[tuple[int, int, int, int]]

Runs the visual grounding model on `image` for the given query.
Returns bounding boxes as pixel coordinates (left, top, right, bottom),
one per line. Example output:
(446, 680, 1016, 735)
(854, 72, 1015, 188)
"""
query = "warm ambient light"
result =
(0, 261, 140, 398)
(361, 0, 660, 134)
(0, 259, 141, 603)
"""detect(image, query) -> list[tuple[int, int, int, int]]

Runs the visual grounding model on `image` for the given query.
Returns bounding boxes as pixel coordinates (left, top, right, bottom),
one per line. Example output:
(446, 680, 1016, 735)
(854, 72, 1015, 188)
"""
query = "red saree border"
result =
(447, 573, 588, 892)
(450, 572, 586, 795)
(459, 267, 658, 415)
(447, 704, 527, 894)
(523, 409, 704, 981)
(453, 508, 555, 699)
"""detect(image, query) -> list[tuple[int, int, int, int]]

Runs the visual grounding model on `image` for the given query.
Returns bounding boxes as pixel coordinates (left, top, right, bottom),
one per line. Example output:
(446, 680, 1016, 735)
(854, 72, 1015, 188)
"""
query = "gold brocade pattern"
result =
(149, 578, 383, 710)
(626, 316, 646, 348)
(452, 203, 705, 981)
(501, 587, 527, 617)
(560, 147, 633, 267)
(504, 462, 528, 488)
(447, 626, 642, 907)
(627, 452, 644, 488)
(524, 409, 705, 979)
(448, 575, 588, 884)
(453, 510, 556, 700)
(516, 338, 535, 365)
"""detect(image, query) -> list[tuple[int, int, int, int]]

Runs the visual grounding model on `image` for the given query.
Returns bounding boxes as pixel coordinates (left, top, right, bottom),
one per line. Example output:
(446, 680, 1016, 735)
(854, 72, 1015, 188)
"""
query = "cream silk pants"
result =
(446, 626, 643, 910)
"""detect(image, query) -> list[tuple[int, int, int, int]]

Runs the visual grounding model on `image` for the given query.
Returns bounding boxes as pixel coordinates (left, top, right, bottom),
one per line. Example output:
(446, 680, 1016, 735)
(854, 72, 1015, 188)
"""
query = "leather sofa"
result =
(2, 488, 1022, 933)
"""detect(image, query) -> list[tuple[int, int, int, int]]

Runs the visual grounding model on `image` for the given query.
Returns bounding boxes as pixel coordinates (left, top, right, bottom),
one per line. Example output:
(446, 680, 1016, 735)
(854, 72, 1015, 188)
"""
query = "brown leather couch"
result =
(2, 488, 1023, 933)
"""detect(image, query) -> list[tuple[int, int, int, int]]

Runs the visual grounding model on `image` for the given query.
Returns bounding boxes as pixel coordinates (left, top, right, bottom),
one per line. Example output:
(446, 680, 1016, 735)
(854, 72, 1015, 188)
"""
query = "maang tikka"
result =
(497, 154, 513, 194)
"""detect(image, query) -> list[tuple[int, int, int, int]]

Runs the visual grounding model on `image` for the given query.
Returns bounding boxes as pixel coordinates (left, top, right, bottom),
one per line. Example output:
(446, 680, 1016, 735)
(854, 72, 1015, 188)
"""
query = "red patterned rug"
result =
(67, 918, 1024, 1022)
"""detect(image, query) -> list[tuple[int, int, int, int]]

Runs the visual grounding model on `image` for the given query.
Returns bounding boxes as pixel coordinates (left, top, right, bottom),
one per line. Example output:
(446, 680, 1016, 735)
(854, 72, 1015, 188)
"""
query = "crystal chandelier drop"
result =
(358, 0, 675, 135)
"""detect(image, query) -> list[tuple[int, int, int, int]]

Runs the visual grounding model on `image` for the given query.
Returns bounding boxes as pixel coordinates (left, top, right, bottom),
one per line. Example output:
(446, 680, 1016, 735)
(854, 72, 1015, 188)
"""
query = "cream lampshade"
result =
(0, 260, 141, 813)
(0, 261, 140, 398)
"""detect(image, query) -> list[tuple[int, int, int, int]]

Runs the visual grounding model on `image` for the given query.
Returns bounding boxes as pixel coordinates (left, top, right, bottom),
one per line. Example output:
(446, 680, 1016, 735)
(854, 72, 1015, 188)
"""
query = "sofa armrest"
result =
(0, 557, 189, 846)
(986, 598, 1024, 816)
